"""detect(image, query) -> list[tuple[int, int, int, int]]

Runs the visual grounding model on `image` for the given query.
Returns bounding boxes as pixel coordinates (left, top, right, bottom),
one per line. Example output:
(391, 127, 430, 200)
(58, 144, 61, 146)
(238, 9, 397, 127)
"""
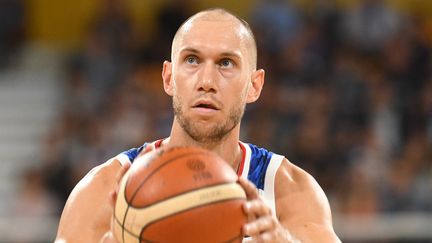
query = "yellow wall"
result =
(26, 0, 166, 49)
(25, 0, 432, 49)
(27, 0, 101, 48)
(25, 0, 258, 49)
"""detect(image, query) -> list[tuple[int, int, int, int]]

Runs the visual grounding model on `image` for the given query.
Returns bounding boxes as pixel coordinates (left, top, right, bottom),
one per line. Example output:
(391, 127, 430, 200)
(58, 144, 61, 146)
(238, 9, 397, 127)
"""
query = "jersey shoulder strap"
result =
(114, 143, 148, 165)
(239, 142, 284, 216)
(114, 139, 164, 165)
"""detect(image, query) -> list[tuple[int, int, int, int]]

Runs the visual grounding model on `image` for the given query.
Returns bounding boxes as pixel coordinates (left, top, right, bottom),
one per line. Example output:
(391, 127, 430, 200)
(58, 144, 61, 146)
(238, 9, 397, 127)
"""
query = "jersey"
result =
(115, 139, 284, 216)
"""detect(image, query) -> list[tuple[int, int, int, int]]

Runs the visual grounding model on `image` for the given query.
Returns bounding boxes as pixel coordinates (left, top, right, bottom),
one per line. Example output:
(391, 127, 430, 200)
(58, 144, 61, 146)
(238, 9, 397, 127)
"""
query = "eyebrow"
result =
(179, 47, 241, 60)
(180, 47, 200, 54)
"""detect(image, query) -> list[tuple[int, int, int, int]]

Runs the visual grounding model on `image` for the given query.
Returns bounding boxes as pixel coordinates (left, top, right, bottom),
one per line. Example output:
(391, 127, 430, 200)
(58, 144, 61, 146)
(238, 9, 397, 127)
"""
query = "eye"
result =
(219, 59, 234, 68)
(185, 56, 198, 65)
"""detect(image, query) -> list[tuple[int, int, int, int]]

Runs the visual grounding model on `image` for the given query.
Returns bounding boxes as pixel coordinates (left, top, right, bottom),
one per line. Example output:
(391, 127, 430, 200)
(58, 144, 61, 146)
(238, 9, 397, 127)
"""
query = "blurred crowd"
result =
(245, 0, 432, 215)
(3, 0, 432, 237)
(0, 0, 25, 69)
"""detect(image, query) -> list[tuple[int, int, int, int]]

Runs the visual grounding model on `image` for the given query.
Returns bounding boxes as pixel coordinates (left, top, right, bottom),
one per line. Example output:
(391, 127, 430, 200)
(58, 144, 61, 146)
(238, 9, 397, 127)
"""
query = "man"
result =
(55, 8, 340, 243)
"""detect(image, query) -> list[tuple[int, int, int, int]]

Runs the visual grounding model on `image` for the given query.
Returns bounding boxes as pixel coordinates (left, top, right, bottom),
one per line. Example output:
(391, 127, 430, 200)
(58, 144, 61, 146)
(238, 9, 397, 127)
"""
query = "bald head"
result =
(171, 8, 258, 70)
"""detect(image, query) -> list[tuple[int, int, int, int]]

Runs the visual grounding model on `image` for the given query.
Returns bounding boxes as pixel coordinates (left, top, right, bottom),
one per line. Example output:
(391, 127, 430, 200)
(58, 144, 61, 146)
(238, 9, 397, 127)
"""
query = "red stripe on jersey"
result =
(237, 142, 246, 176)
(154, 139, 164, 148)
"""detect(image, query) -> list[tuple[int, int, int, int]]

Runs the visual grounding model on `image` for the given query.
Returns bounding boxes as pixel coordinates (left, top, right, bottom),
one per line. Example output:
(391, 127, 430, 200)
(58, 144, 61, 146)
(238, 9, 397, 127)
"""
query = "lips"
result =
(192, 99, 220, 110)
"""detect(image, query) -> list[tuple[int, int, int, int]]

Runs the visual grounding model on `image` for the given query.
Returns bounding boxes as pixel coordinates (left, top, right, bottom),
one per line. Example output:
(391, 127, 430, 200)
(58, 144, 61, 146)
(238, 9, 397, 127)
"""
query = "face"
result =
(163, 14, 264, 143)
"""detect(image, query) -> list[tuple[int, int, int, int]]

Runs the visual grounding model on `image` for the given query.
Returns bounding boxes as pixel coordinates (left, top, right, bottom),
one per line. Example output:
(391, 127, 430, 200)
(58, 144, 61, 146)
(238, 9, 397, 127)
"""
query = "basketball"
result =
(113, 146, 247, 243)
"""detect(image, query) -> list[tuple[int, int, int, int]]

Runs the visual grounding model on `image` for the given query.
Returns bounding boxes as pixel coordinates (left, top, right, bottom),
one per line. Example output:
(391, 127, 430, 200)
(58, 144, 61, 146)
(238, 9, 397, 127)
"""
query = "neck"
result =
(164, 120, 243, 171)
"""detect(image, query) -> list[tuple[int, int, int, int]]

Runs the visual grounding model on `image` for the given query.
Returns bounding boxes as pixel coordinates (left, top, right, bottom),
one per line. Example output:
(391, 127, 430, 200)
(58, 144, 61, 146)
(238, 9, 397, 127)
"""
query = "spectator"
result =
(0, 0, 25, 68)
(342, 0, 405, 52)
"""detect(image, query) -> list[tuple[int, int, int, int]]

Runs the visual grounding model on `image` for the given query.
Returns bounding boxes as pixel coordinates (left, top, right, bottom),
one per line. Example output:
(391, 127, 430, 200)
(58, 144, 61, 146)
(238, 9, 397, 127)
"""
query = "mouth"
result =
(192, 100, 220, 111)
(194, 103, 217, 110)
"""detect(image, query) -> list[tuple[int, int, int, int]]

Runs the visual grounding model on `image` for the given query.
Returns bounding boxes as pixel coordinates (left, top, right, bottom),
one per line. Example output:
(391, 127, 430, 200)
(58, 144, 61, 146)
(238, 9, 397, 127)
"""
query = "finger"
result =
(243, 215, 276, 237)
(238, 177, 259, 200)
(116, 161, 131, 184)
(244, 199, 272, 217)
(109, 190, 117, 206)
(108, 162, 131, 243)
(250, 231, 277, 243)
(244, 205, 257, 223)
(110, 161, 131, 207)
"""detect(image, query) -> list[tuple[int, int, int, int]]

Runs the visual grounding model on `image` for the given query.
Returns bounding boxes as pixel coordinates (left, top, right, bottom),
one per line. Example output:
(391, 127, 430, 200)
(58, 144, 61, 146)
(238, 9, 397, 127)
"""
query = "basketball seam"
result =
(114, 197, 246, 241)
(127, 181, 239, 209)
(139, 197, 246, 242)
(126, 182, 245, 232)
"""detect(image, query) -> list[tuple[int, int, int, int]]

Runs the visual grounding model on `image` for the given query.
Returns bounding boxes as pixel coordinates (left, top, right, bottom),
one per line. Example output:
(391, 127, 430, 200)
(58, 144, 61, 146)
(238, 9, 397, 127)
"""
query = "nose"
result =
(197, 62, 217, 93)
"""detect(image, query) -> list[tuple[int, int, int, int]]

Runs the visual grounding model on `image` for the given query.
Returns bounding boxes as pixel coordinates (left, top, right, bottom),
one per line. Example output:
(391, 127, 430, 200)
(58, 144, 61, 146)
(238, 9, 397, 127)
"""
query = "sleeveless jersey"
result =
(115, 140, 284, 216)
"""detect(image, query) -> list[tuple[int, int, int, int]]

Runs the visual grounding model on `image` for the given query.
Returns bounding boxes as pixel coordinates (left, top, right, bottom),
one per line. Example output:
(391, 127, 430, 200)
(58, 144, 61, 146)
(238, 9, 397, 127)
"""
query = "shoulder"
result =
(274, 158, 340, 242)
(274, 157, 330, 218)
(56, 158, 123, 241)
(76, 157, 124, 192)
(61, 157, 123, 207)
(275, 158, 327, 201)
(56, 140, 161, 242)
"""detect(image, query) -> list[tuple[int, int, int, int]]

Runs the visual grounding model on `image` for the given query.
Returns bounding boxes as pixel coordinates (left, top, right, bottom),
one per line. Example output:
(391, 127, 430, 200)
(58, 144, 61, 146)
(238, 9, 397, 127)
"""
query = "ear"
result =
(162, 61, 174, 96)
(246, 69, 265, 103)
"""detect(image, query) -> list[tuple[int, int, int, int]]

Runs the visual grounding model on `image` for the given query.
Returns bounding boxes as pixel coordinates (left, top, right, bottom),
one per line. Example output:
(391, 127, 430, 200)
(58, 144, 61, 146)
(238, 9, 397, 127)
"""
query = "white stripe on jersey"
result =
(263, 154, 284, 216)
(239, 141, 252, 179)
(239, 141, 283, 217)
(114, 153, 132, 166)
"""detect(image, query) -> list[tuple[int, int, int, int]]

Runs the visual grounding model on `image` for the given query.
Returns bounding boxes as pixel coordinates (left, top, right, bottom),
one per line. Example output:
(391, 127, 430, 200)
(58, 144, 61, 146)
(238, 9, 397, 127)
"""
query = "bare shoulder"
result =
(76, 157, 123, 191)
(65, 157, 123, 208)
(275, 158, 340, 242)
(56, 157, 124, 242)
(275, 158, 329, 206)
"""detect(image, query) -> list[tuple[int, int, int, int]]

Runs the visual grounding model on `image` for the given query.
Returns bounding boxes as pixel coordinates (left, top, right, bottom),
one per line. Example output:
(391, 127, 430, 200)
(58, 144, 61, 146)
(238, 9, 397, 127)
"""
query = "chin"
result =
(187, 124, 227, 143)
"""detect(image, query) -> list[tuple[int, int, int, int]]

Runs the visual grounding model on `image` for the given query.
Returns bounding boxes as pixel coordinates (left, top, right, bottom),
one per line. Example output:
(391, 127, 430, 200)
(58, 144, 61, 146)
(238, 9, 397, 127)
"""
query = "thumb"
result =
(238, 177, 259, 200)
(110, 161, 131, 207)
(108, 161, 131, 243)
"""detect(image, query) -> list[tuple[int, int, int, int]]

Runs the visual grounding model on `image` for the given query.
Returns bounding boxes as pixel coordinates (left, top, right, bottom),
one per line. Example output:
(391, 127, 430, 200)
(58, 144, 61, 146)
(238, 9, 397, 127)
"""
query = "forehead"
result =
(175, 17, 250, 58)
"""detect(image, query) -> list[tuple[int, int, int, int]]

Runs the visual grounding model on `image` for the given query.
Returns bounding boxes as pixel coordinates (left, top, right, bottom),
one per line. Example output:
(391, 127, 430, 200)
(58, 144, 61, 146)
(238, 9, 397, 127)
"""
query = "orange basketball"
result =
(113, 146, 247, 243)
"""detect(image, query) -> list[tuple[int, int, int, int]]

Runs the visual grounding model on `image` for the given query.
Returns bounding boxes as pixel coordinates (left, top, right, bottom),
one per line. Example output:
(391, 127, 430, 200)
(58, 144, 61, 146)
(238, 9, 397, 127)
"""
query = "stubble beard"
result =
(173, 95, 245, 144)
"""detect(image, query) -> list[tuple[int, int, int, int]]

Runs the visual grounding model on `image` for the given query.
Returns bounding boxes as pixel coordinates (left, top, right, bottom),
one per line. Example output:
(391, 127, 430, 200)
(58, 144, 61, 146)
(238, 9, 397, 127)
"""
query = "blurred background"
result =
(0, 0, 431, 242)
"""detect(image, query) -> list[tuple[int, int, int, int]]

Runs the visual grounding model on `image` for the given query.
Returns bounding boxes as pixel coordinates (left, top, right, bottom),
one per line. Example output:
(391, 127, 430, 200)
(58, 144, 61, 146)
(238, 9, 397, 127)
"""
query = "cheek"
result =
(226, 83, 249, 108)
(173, 67, 196, 88)
(171, 74, 186, 94)
(234, 76, 250, 97)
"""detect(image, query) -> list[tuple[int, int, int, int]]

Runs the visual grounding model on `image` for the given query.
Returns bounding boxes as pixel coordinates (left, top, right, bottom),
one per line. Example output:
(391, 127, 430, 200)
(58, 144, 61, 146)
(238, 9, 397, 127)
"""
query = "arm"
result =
(240, 158, 340, 243)
(55, 158, 130, 243)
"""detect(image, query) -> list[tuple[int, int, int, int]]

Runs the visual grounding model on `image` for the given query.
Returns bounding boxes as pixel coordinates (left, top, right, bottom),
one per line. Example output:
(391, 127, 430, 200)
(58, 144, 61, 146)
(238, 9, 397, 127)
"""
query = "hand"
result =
(110, 160, 131, 207)
(238, 177, 294, 243)
(104, 160, 131, 243)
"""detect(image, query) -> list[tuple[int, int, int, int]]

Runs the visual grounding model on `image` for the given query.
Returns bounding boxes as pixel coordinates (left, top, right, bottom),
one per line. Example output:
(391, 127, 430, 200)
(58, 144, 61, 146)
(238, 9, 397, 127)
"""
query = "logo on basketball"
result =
(187, 159, 206, 171)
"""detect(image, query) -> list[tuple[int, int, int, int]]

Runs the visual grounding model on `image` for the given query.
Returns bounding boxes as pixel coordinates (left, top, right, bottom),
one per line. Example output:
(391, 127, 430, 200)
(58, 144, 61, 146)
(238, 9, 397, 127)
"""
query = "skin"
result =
(55, 9, 340, 243)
